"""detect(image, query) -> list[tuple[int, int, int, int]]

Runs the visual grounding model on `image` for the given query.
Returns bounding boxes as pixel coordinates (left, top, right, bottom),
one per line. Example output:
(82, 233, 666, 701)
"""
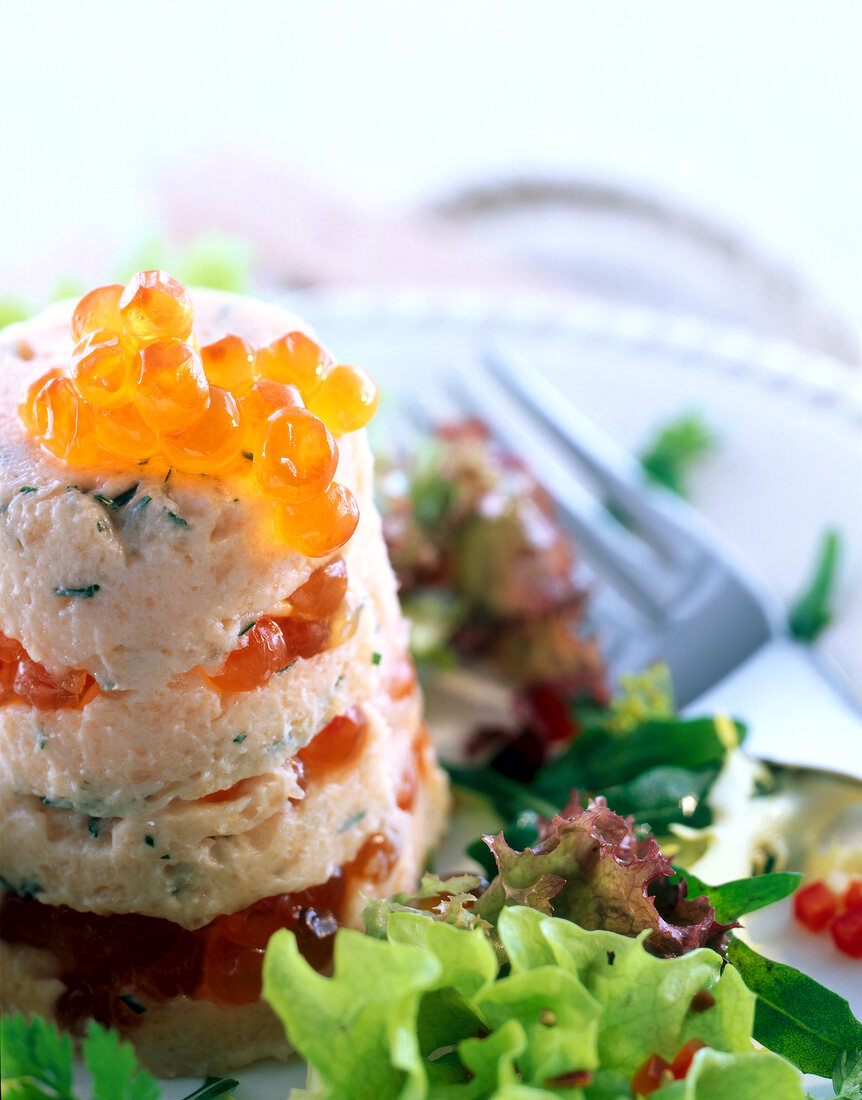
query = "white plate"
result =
(159, 295, 862, 1097)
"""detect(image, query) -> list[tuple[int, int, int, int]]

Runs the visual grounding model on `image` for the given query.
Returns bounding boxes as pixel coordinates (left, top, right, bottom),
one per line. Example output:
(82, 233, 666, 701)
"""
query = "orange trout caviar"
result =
(274, 482, 359, 558)
(93, 401, 159, 462)
(71, 284, 124, 342)
(201, 334, 257, 394)
(70, 329, 136, 409)
(306, 363, 379, 436)
(19, 367, 64, 435)
(27, 374, 105, 466)
(253, 407, 338, 504)
(119, 270, 194, 343)
(240, 378, 304, 453)
(258, 331, 333, 396)
(160, 386, 244, 474)
(134, 339, 209, 432)
(19, 270, 377, 555)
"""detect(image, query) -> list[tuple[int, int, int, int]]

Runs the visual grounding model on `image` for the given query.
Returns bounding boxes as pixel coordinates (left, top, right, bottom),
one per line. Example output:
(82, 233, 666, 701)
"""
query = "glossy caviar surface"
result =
(19, 270, 378, 556)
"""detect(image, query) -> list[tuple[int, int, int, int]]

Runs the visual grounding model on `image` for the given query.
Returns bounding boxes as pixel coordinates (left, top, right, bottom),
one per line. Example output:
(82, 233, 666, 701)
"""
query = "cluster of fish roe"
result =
(18, 271, 379, 556)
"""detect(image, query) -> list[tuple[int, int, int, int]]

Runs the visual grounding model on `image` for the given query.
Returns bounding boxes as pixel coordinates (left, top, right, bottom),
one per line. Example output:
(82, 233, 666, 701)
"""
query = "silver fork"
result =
(453, 343, 862, 782)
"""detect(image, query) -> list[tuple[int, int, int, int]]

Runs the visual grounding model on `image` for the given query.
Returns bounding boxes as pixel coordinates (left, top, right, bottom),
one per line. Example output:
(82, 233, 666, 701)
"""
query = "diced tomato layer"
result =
(286, 558, 348, 619)
(793, 880, 838, 932)
(0, 631, 97, 710)
(0, 831, 399, 1029)
(207, 559, 350, 693)
(297, 707, 368, 778)
(830, 903, 862, 959)
(207, 617, 288, 692)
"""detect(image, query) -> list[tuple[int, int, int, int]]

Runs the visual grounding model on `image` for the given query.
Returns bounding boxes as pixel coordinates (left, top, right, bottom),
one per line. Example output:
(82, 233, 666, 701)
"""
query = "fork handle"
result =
(686, 636, 862, 782)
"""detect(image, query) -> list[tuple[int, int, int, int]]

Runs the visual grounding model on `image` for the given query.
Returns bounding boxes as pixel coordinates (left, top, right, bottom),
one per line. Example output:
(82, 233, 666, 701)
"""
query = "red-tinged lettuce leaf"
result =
(474, 796, 734, 958)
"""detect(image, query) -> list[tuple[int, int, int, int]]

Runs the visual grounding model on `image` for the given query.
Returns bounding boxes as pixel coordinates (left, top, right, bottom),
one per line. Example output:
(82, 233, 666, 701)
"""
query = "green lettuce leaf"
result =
(263, 908, 805, 1099)
(831, 1047, 862, 1098)
(503, 910, 752, 1074)
(652, 1048, 804, 1099)
(263, 926, 442, 1100)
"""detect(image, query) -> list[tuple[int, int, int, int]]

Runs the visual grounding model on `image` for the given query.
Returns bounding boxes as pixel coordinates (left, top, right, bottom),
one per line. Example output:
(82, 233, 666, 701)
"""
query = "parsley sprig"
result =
(0, 1014, 237, 1100)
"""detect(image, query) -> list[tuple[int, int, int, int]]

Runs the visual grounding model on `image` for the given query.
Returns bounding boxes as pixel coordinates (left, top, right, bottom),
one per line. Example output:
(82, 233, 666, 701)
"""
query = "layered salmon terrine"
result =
(0, 272, 449, 1075)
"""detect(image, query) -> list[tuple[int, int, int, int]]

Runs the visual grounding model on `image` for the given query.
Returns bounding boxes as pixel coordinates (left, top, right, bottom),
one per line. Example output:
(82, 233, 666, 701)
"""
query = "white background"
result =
(1, 0, 859, 316)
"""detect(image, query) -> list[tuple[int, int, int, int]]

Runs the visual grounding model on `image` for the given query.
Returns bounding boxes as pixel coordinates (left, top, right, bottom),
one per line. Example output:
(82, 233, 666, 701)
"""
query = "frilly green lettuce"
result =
(262, 907, 803, 1099)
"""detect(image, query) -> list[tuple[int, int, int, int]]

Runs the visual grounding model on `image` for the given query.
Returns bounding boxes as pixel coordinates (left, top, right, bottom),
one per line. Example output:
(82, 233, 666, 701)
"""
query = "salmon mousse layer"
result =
(0, 695, 445, 925)
(0, 272, 450, 1076)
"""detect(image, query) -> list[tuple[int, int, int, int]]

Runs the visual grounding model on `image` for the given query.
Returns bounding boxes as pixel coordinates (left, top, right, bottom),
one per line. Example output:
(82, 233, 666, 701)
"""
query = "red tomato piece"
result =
(631, 1053, 672, 1096)
(670, 1039, 707, 1078)
(13, 655, 94, 710)
(843, 879, 862, 911)
(208, 618, 287, 692)
(794, 880, 838, 932)
(198, 925, 265, 1005)
(830, 903, 862, 959)
(297, 708, 368, 778)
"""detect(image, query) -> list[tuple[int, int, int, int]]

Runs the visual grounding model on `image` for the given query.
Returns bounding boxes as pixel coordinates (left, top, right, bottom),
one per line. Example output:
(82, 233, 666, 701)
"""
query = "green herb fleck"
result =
(18, 486, 37, 494)
(179, 1074, 241, 1100)
(164, 468, 172, 483)
(54, 584, 100, 598)
(37, 737, 46, 750)
(371, 651, 382, 665)
(160, 853, 171, 860)
(118, 993, 147, 1015)
(144, 834, 155, 847)
(166, 510, 189, 528)
(338, 809, 367, 833)
(233, 733, 247, 744)
(94, 484, 138, 511)
(238, 621, 256, 637)
(789, 528, 841, 642)
(0, 875, 42, 900)
(639, 411, 717, 497)
(242, 450, 254, 461)
(277, 658, 298, 674)
(96, 520, 106, 533)
(132, 494, 152, 517)
(87, 817, 101, 838)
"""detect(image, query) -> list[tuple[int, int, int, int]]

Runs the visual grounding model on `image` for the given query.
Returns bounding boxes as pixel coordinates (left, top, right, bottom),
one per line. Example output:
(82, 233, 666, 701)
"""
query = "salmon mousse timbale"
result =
(0, 272, 450, 1076)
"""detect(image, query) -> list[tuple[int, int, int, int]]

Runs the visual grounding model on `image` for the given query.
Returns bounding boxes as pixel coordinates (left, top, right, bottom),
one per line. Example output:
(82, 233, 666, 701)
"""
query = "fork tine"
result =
(482, 342, 706, 559)
(451, 377, 676, 623)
